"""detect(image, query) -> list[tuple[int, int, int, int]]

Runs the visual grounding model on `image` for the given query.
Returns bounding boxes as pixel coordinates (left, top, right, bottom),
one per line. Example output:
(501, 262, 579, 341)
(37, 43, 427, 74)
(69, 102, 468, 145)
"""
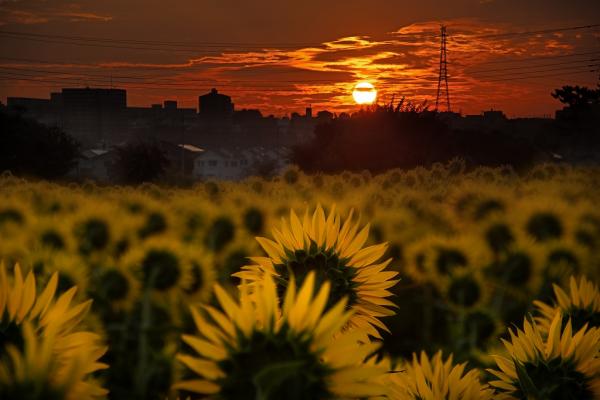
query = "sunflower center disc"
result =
(275, 246, 358, 311)
(218, 327, 331, 400)
(514, 358, 594, 400)
(0, 319, 24, 358)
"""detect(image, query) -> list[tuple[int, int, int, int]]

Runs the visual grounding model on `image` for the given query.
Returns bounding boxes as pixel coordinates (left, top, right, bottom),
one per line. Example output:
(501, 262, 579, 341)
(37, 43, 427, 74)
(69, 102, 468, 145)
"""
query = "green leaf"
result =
(514, 359, 541, 398)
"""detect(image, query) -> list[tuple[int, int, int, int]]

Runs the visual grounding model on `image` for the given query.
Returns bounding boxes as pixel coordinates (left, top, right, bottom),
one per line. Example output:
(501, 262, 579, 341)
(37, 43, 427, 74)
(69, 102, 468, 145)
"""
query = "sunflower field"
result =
(1, 161, 600, 399)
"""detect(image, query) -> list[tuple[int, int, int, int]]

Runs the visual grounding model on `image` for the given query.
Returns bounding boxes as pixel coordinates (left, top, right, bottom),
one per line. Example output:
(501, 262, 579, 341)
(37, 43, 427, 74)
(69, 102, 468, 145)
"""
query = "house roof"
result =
(197, 146, 289, 161)
(81, 149, 111, 159)
(178, 144, 204, 153)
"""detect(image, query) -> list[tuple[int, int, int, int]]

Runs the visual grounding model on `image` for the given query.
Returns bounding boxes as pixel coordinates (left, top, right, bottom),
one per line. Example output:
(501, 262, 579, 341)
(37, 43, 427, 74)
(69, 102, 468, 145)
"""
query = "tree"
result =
(292, 104, 452, 173)
(250, 157, 280, 178)
(114, 141, 169, 184)
(0, 110, 80, 179)
(552, 85, 600, 148)
(551, 85, 600, 109)
(292, 101, 540, 173)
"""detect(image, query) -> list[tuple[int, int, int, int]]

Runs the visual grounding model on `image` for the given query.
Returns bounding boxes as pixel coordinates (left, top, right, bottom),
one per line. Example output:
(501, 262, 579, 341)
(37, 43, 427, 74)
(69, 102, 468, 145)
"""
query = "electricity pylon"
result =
(435, 25, 451, 112)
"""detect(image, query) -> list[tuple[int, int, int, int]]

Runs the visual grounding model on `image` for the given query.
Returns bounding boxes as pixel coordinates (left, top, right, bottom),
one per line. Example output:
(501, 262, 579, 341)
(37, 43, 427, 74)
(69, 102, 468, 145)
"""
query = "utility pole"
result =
(435, 25, 451, 112)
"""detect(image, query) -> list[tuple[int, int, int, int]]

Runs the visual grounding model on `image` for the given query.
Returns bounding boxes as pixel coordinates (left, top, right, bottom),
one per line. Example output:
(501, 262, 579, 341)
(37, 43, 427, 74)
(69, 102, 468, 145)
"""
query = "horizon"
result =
(1, 1, 599, 117)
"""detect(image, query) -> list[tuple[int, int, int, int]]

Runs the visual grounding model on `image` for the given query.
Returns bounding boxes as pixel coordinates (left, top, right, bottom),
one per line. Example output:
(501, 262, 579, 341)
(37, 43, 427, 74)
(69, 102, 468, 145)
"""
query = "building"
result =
(72, 148, 116, 182)
(193, 148, 239, 179)
(192, 147, 290, 180)
(198, 88, 234, 117)
(4, 86, 326, 162)
(161, 142, 204, 176)
(443, 109, 509, 133)
(60, 88, 128, 146)
(61, 88, 126, 110)
(6, 96, 60, 126)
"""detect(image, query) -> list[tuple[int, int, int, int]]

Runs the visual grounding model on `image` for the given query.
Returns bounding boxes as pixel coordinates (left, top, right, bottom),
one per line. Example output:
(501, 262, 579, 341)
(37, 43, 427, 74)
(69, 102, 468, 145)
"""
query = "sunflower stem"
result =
(135, 269, 158, 398)
(423, 283, 433, 346)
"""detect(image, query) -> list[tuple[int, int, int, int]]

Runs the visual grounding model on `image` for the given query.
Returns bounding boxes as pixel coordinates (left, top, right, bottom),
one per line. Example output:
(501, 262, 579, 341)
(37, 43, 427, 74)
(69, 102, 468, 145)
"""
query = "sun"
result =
(352, 81, 377, 105)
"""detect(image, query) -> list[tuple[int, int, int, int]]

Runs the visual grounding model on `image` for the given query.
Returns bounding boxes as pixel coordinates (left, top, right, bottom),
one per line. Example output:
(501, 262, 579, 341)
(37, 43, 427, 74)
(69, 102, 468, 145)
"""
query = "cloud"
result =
(0, 2, 112, 25)
(51, 11, 112, 22)
(2, 9, 47, 24)
(1, 18, 597, 116)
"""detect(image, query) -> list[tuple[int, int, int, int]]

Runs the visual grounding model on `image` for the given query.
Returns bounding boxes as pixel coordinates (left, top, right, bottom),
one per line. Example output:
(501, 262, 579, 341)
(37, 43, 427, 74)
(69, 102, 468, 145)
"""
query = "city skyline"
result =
(1, 1, 599, 116)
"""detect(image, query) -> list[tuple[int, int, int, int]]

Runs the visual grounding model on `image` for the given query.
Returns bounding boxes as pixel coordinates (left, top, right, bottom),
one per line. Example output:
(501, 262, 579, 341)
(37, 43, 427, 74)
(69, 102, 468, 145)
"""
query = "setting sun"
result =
(352, 81, 377, 105)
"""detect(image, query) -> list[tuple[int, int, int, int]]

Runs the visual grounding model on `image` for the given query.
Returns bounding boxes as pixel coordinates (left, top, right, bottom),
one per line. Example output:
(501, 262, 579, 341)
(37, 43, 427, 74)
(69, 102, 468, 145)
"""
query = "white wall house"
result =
(72, 149, 115, 182)
(192, 147, 290, 180)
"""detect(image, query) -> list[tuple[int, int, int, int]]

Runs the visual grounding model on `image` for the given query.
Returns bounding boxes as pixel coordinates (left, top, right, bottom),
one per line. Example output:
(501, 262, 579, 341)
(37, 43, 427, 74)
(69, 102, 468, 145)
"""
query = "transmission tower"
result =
(435, 25, 451, 112)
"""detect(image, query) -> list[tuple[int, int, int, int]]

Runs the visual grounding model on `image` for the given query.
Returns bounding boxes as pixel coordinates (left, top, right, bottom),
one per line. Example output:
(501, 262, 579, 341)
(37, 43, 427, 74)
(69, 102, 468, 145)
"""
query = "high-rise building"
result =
(61, 88, 127, 146)
(198, 88, 234, 117)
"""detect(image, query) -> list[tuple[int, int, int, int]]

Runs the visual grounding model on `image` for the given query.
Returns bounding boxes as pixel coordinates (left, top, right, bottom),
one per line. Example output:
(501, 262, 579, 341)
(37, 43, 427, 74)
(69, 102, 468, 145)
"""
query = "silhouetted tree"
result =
(0, 110, 80, 179)
(552, 85, 600, 109)
(114, 141, 169, 184)
(552, 85, 600, 145)
(292, 102, 540, 172)
(250, 157, 280, 178)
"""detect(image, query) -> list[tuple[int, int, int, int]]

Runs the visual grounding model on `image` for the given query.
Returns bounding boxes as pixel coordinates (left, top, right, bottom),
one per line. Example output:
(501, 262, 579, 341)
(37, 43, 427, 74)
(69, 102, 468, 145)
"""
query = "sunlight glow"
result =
(352, 81, 377, 105)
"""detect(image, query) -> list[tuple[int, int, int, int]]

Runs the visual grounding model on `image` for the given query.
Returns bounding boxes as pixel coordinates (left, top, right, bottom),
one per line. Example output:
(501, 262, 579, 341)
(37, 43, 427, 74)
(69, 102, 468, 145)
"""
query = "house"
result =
(192, 147, 291, 180)
(161, 142, 204, 176)
(72, 148, 116, 182)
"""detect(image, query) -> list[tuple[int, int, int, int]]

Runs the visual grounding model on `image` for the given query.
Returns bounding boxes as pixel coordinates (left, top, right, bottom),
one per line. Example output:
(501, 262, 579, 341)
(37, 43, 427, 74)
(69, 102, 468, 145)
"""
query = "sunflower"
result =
(514, 198, 573, 244)
(174, 271, 388, 400)
(488, 312, 600, 399)
(215, 235, 260, 287)
(89, 263, 141, 312)
(534, 275, 600, 332)
(420, 235, 490, 279)
(436, 267, 490, 311)
(0, 229, 29, 267)
(236, 206, 399, 338)
(0, 198, 30, 232)
(69, 204, 116, 258)
(121, 237, 193, 297)
(39, 252, 91, 297)
(182, 249, 215, 304)
(0, 262, 108, 399)
(483, 238, 544, 295)
(30, 215, 74, 253)
(386, 351, 495, 400)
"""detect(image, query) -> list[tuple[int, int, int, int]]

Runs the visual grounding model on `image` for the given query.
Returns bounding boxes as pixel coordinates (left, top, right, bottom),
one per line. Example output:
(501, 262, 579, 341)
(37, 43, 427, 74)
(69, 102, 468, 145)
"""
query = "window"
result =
(231, 161, 238, 167)
(208, 160, 217, 166)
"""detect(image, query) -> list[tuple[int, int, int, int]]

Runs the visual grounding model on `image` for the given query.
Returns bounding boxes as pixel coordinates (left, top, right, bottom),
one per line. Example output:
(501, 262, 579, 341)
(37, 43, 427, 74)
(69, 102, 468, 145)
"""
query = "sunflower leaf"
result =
(514, 359, 541, 398)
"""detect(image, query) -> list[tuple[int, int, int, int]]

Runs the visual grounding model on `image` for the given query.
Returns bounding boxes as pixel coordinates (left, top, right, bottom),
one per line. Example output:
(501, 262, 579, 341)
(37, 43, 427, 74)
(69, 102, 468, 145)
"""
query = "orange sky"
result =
(0, 1, 599, 117)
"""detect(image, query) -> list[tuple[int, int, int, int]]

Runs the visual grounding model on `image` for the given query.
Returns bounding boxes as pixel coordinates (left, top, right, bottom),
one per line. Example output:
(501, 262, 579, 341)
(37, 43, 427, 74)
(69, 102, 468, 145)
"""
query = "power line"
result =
(463, 50, 600, 67)
(0, 56, 353, 76)
(2, 51, 599, 80)
(0, 73, 306, 92)
(0, 66, 345, 84)
(470, 60, 600, 78)
(0, 70, 360, 91)
(484, 67, 598, 83)
(1, 23, 598, 53)
(0, 33, 229, 55)
(468, 55, 599, 74)
(1, 62, 597, 89)
(0, 29, 325, 48)
(455, 23, 600, 39)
